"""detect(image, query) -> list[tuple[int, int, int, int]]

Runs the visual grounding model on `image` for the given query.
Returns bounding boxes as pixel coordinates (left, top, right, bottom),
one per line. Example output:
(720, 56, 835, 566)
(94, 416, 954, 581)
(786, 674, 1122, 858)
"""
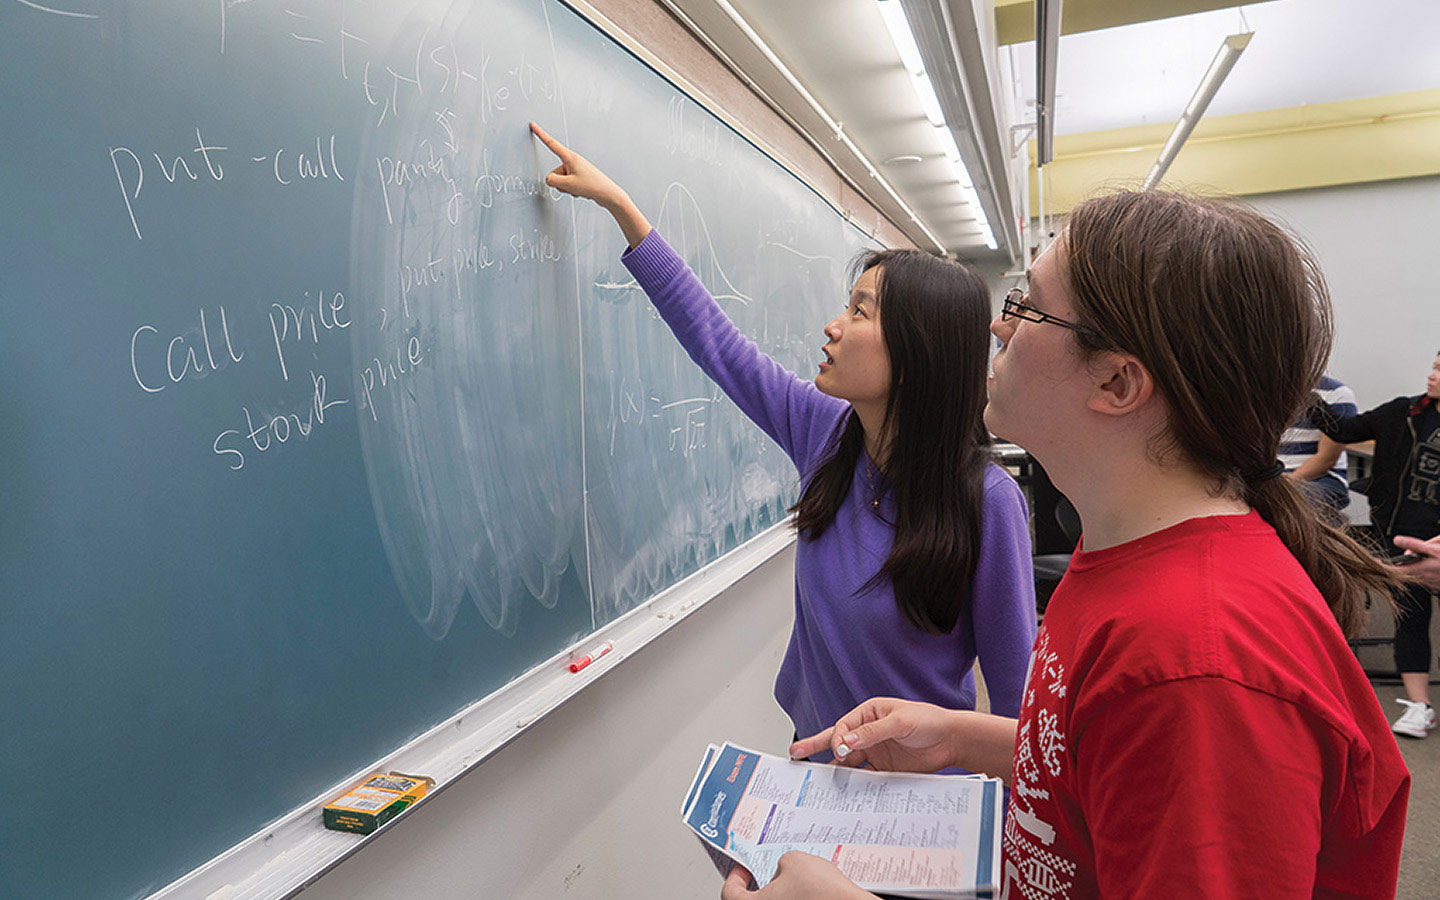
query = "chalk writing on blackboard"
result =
(12, 0, 100, 21)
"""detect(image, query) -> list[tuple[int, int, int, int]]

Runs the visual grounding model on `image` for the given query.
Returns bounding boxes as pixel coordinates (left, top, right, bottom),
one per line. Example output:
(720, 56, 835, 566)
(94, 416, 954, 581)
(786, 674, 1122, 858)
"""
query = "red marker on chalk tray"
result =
(569, 641, 614, 673)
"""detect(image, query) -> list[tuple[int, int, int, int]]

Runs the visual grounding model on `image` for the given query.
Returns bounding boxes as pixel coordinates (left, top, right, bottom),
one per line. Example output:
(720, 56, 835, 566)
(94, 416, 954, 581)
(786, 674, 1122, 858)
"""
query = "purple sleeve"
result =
(621, 230, 847, 470)
(971, 467, 1038, 717)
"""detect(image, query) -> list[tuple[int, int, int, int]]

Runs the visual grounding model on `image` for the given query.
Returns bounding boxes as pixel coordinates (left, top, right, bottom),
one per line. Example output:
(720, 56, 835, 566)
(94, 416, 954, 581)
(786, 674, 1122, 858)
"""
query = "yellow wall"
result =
(1029, 90, 1440, 216)
(995, 0, 1257, 44)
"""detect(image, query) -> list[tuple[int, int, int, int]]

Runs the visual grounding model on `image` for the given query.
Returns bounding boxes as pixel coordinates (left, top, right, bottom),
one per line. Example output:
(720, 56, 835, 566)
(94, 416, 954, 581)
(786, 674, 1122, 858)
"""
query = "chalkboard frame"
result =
(142, 1, 885, 897)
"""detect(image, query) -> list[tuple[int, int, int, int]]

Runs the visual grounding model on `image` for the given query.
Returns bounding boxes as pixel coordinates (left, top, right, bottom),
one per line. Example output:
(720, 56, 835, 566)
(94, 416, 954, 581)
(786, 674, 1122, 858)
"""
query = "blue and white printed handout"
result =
(681, 742, 1004, 899)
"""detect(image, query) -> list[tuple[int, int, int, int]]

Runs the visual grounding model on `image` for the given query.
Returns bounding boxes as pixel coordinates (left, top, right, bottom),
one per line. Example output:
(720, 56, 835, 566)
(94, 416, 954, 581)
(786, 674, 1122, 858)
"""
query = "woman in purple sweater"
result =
(532, 124, 1036, 739)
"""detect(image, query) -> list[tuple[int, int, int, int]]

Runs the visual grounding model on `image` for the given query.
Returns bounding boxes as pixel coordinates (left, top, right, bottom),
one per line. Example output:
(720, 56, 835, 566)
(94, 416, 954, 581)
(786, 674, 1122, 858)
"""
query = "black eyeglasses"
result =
(1001, 287, 1095, 337)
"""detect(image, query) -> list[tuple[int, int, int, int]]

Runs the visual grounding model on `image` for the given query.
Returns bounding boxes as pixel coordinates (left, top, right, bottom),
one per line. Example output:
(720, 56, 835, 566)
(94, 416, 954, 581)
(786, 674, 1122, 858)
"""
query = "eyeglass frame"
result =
(1000, 287, 1102, 341)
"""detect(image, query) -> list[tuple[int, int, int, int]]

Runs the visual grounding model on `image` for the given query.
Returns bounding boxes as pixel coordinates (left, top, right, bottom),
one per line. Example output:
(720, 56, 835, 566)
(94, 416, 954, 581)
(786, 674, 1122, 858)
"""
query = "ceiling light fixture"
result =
(878, 0, 995, 250)
(1142, 31, 1253, 191)
(877, 0, 944, 127)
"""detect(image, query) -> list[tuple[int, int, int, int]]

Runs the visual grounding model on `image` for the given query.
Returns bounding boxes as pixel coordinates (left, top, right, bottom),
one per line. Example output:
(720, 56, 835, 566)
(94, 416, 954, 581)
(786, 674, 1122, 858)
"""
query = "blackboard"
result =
(0, 1, 876, 898)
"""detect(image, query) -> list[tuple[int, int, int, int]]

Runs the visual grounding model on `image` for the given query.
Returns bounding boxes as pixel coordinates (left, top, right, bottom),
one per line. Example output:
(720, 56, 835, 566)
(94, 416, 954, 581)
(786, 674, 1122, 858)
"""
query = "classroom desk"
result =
(1346, 440, 1374, 472)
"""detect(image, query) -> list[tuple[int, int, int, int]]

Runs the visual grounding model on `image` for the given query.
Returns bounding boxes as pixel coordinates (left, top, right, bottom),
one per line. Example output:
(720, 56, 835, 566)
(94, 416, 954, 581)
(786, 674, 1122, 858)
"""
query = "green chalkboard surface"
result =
(0, 1, 874, 898)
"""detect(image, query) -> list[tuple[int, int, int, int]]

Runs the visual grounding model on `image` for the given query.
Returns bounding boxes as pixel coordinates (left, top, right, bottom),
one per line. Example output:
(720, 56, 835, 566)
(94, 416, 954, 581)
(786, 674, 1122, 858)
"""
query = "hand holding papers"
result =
(720, 852, 858, 900)
(682, 743, 1004, 900)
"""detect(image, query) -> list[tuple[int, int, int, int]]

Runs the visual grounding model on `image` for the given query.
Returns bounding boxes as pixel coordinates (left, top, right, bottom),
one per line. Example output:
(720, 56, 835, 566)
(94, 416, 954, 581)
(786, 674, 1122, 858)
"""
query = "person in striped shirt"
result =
(1282, 374, 1358, 523)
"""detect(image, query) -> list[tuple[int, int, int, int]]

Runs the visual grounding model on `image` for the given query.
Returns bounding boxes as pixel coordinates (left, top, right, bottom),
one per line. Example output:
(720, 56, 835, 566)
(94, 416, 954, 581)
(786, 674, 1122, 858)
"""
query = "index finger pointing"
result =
(529, 122, 568, 157)
(827, 699, 902, 756)
(789, 726, 833, 760)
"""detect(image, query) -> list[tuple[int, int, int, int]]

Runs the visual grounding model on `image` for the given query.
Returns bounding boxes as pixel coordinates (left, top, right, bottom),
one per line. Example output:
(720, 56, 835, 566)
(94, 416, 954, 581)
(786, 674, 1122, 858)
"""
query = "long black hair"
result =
(790, 249, 994, 635)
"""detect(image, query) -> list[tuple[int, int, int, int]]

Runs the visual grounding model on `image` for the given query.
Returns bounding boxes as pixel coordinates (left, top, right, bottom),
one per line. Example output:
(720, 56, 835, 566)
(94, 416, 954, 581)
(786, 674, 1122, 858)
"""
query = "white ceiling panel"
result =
(669, 0, 1014, 258)
(1011, 0, 1440, 135)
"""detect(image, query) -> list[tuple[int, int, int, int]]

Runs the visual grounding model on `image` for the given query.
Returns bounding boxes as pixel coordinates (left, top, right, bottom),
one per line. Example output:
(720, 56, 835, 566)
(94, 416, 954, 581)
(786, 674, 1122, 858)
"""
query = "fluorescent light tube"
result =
(913, 72, 945, 127)
(936, 125, 961, 162)
(878, 0, 925, 75)
(935, 128, 974, 188)
(1143, 32, 1252, 190)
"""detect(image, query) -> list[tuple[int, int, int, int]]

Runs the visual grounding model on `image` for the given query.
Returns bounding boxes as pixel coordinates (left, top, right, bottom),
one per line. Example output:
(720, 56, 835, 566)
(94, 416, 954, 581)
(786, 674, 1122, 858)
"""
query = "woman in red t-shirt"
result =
(725, 191, 1413, 900)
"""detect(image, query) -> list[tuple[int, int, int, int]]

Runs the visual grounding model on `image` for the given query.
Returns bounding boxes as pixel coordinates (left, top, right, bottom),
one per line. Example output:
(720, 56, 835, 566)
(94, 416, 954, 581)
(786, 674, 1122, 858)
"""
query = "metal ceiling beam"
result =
(1034, 0, 1061, 165)
(995, 0, 1271, 45)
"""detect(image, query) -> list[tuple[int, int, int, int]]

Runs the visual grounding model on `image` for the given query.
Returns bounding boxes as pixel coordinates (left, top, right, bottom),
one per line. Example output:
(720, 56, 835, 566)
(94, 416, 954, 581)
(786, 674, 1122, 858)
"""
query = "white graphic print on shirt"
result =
(1001, 627, 1077, 900)
(1407, 423, 1440, 505)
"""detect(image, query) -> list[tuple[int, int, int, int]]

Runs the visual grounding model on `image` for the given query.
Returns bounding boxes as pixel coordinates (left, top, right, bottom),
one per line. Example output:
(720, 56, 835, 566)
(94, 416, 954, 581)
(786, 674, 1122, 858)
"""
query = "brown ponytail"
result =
(1064, 190, 1407, 638)
(1241, 475, 1402, 636)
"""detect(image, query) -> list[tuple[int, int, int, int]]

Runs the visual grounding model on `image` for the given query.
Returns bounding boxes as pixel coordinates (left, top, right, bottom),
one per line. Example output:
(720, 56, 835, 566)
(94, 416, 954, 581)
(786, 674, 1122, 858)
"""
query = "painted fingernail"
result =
(835, 743, 851, 758)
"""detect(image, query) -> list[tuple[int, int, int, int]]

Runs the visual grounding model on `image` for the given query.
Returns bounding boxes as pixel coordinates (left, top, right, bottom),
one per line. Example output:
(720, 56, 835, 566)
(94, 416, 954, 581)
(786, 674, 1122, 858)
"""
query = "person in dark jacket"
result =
(1312, 351, 1440, 738)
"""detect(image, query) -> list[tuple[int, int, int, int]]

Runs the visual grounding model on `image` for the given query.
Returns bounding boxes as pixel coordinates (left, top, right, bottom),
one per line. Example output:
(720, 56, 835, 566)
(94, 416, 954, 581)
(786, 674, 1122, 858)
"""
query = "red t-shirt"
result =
(1001, 511, 1409, 900)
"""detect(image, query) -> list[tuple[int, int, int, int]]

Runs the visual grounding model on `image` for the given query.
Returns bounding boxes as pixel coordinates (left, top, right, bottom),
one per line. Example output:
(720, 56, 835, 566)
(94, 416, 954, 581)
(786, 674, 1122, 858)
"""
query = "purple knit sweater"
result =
(622, 231, 1037, 740)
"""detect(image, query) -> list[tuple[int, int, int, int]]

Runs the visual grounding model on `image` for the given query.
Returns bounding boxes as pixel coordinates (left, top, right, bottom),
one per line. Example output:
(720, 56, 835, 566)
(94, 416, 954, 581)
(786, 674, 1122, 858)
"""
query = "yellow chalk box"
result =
(323, 772, 433, 835)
